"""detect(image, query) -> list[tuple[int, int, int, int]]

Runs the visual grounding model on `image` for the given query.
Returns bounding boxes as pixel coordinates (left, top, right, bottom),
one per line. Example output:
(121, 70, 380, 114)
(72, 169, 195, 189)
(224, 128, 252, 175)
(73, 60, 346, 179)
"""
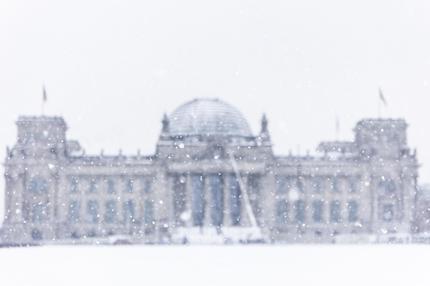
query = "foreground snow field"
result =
(0, 245, 428, 286)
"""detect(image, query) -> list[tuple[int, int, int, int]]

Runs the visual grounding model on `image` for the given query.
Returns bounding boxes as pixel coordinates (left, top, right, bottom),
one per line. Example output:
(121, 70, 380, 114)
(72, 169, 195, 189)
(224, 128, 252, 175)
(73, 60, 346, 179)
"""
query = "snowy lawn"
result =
(0, 244, 428, 286)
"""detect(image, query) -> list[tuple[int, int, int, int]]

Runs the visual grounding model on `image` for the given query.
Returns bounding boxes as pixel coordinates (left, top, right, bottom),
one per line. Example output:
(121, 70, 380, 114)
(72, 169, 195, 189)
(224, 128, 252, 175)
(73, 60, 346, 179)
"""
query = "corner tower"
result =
(2, 116, 68, 243)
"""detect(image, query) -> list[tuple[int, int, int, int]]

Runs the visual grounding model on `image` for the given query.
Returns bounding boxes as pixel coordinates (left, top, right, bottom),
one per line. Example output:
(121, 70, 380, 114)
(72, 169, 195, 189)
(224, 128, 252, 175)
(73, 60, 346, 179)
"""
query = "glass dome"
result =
(169, 98, 253, 137)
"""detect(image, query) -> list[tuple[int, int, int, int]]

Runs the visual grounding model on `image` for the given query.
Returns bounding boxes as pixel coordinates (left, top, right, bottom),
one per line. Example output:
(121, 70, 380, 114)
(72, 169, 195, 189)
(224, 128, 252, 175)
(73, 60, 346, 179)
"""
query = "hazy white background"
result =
(0, 0, 429, 219)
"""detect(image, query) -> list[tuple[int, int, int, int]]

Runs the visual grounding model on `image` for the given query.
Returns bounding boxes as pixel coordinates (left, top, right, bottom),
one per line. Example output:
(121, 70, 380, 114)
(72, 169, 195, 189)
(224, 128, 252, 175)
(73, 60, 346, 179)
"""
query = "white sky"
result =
(0, 0, 429, 217)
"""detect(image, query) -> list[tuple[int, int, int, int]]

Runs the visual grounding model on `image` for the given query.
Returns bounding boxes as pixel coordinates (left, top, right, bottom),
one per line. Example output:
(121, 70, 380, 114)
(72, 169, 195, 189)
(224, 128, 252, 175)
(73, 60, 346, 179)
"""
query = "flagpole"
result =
(378, 87, 386, 119)
(42, 85, 47, 116)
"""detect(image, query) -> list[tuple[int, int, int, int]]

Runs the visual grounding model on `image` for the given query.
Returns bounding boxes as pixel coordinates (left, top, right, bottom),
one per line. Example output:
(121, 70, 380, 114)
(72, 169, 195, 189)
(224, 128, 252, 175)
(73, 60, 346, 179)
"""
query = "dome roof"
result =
(169, 98, 253, 137)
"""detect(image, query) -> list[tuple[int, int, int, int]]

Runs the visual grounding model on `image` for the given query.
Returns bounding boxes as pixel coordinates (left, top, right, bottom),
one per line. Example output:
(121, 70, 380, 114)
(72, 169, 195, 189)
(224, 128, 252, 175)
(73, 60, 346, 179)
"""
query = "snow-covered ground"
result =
(0, 245, 428, 286)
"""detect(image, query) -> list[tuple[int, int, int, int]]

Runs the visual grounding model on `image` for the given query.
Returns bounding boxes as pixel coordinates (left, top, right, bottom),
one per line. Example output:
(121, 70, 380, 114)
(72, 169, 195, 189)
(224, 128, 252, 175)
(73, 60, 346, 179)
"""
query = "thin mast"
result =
(42, 85, 47, 115)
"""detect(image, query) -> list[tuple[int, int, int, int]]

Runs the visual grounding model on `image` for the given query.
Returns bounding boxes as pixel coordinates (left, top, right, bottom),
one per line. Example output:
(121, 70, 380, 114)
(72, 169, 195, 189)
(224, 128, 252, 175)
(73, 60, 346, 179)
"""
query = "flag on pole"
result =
(43, 85, 47, 102)
(379, 87, 387, 106)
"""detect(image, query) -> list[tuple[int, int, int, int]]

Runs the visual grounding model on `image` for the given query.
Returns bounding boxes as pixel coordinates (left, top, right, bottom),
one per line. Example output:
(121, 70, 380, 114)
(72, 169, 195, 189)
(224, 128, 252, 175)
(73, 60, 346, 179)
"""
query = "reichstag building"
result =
(0, 98, 420, 244)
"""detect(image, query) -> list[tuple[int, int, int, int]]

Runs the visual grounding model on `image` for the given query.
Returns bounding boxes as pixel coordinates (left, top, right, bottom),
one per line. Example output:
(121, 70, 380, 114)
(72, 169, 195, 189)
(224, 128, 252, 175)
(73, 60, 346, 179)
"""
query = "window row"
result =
(67, 200, 155, 225)
(275, 200, 359, 225)
(68, 176, 153, 194)
(275, 176, 361, 194)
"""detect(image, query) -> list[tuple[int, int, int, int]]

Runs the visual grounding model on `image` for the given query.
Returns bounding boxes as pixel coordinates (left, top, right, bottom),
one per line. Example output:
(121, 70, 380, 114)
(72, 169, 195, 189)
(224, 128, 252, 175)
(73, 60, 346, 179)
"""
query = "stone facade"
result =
(0, 98, 420, 244)
(414, 185, 430, 233)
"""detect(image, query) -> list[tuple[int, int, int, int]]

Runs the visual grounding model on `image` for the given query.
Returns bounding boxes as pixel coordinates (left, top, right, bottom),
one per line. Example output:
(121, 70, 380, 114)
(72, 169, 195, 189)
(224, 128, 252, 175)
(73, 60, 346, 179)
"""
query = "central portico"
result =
(157, 98, 270, 230)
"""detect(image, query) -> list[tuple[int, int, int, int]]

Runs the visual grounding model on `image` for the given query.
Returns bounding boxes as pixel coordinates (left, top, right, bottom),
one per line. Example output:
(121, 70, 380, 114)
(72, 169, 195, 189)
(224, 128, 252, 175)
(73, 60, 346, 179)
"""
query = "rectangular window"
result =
(276, 176, 301, 194)
(70, 177, 79, 193)
(87, 200, 99, 224)
(276, 176, 288, 194)
(105, 200, 117, 224)
(349, 178, 359, 193)
(312, 200, 324, 223)
(125, 178, 134, 193)
(296, 177, 304, 193)
(348, 201, 359, 222)
(312, 177, 323, 193)
(379, 179, 396, 195)
(383, 204, 394, 222)
(123, 200, 135, 223)
(107, 179, 116, 194)
(330, 201, 341, 223)
(276, 200, 289, 225)
(248, 175, 260, 192)
(294, 200, 305, 224)
(144, 200, 154, 226)
(68, 201, 80, 224)
(143, 177, 152, 194)
(331, 177, 340, 193)
(144, 200, 155, 234)
(28, 178, 48, 194)
(88, 178, 98, 193)
(31, 203, 46, 223)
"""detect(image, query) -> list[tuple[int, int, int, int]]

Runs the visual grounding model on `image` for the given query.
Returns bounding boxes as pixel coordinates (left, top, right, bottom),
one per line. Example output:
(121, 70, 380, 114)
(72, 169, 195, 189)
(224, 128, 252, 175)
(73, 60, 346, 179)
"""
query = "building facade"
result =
(0, 98, 420, 244)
